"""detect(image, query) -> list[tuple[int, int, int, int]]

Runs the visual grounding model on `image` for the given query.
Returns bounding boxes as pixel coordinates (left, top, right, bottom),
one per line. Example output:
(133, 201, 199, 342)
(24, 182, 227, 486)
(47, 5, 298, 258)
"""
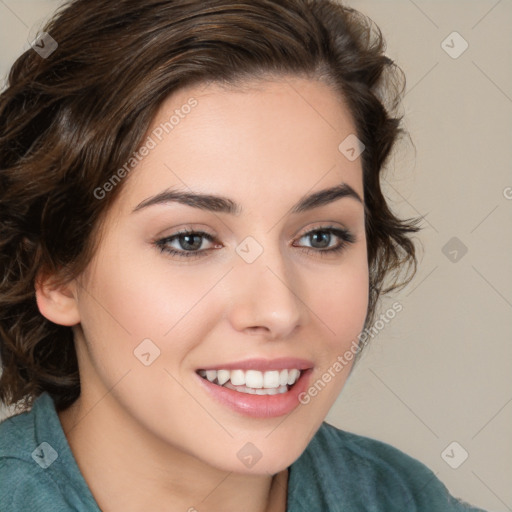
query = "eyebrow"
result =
(132, 182, 362, 215)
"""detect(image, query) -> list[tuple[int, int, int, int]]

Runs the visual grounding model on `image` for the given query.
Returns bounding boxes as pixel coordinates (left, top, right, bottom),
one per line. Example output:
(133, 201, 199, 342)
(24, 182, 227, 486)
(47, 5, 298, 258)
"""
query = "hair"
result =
(0, 0, 420, 412)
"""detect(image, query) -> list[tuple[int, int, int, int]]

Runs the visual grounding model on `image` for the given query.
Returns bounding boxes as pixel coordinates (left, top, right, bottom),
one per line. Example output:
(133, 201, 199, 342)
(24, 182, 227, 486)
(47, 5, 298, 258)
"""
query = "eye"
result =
(154, 230, 218, 258)
(154, 226, 355, 260)
(294, 226, 355, 255)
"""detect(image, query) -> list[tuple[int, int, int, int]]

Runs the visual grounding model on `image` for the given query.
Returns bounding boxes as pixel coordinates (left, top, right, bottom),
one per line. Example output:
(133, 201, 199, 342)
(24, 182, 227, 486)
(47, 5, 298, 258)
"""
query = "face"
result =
(65, 76, 368, 475)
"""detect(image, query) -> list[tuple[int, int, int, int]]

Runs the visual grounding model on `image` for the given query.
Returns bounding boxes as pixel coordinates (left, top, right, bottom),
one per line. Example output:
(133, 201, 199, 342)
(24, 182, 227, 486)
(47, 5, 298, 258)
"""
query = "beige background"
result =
(0, 1, 510, 511)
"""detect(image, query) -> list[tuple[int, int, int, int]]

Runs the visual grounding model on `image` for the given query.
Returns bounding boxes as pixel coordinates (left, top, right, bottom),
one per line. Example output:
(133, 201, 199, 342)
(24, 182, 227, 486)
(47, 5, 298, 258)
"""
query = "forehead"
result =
(115, 76, 363, 212)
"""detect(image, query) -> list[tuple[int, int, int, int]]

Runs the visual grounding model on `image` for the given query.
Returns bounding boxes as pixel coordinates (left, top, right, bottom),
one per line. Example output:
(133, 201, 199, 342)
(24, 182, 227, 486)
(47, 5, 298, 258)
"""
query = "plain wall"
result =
(0, 1, 510, 511)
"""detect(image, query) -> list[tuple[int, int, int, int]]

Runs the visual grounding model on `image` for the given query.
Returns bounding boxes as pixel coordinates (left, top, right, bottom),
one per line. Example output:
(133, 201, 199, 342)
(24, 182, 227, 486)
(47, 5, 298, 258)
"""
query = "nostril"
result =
(244, 326, 272, 335)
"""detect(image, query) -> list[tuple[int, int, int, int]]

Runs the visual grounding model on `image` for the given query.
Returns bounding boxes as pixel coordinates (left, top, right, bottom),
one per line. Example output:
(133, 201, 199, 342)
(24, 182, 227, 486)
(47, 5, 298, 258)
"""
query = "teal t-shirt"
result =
(0, 392, 488, 511)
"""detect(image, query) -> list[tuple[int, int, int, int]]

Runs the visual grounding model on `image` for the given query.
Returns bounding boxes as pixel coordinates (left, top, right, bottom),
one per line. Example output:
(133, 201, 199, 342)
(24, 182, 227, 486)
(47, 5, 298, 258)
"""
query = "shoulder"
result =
(0, 394, 55, 464)
(289, 422, 488, 511)
(312, 421, 434, 480)
(0, 403, 65, 510)
(0, 401, 39, 467)
(0, 393, 100, 511)
(0, 457, 70, 511)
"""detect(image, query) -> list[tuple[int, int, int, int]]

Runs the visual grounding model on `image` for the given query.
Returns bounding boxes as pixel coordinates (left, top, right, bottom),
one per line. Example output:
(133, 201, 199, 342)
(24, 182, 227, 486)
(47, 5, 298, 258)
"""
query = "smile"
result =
(197, 368, 302, 395)
(195, 358, 314, 418)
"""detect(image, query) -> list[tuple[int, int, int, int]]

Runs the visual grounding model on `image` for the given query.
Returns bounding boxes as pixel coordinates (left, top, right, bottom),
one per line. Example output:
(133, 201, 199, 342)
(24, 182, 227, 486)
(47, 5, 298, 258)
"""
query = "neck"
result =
(58, 392, 288, 512)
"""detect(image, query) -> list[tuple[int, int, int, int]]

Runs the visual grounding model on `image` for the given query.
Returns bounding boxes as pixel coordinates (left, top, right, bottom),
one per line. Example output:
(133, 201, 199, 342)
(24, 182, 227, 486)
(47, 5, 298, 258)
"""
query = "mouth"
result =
(196, 368, 303, 396)
(194, 358, 314, 418)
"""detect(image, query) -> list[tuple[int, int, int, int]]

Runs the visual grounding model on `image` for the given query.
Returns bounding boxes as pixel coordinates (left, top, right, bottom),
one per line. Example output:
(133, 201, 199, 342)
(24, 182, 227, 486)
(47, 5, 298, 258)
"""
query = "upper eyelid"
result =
(297, 225, 351, 236)
(166, 221, 351, 236)
(163, 225, 349, 238)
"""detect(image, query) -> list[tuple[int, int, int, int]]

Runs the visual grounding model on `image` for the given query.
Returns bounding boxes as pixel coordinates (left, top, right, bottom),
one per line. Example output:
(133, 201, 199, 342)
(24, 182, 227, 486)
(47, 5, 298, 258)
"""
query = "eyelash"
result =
(154, 226, 355, 259)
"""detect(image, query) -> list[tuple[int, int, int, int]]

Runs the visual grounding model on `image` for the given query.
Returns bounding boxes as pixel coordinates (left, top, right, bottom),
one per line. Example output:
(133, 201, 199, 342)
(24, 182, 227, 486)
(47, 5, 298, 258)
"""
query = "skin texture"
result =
(36, 76, 369, 512)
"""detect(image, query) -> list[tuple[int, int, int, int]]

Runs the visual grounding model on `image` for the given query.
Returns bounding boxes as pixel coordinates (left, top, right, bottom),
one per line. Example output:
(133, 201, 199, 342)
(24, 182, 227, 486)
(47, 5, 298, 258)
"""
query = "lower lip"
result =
(196, 369, 313, 418)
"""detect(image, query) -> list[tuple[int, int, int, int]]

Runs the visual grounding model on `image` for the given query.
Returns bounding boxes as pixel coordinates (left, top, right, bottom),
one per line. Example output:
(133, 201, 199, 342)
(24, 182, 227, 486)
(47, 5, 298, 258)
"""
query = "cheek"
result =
(77, 247, 224, 359)
(298, 250, 369, 409)
(310, 250, 369, 348)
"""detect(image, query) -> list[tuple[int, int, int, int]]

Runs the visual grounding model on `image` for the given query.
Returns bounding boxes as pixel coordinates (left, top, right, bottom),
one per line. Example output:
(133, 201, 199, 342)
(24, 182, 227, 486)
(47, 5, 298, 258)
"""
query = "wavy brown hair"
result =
(0, 0, 420, 412)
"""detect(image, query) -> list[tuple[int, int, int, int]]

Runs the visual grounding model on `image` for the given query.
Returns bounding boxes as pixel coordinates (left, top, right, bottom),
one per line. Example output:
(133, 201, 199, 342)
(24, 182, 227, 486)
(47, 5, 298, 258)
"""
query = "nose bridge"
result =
(227, 236, 305, 337)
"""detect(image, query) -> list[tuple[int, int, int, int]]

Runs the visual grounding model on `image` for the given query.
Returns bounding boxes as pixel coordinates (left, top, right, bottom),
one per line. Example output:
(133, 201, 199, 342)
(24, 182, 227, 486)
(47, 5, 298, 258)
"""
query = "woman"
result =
(0, 0, 489, 510)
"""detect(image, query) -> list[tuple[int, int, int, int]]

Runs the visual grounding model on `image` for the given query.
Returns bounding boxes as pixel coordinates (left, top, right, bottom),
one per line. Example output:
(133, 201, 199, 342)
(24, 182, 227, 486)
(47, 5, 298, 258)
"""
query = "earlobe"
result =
(35, 273, 81, 327)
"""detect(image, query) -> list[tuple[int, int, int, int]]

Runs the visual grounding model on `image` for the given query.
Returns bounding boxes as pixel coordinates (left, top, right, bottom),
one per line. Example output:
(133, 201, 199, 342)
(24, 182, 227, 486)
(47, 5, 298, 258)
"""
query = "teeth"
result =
(223, 381, 289, 395)
(245, 370, 263, 388)
(198, 368, 303, 389)
(217, 369, 230, 386)
(230, 370, 245, 386)
(287, 369, 300, 386)
(263, 370, 280, 388)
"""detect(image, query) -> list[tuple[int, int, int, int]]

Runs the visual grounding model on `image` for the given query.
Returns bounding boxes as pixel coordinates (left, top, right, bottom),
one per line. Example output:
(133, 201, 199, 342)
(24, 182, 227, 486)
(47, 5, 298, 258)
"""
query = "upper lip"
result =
(197, 357, 314, 372)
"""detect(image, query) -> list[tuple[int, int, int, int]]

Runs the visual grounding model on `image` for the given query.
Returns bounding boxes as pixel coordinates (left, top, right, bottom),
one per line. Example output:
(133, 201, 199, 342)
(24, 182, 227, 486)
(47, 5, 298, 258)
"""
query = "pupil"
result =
(311, 231, 330, 249)
(180, 234, 202, 251)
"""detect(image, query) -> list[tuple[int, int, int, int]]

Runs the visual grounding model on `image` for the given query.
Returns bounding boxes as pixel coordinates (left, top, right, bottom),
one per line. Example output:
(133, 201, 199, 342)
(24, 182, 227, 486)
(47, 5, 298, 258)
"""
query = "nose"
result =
(225, 246, 306, 340)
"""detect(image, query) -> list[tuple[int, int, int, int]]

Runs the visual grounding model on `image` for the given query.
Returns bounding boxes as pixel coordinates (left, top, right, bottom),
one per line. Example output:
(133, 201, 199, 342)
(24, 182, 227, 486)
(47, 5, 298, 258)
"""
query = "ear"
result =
(35, 271, 81, 326)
